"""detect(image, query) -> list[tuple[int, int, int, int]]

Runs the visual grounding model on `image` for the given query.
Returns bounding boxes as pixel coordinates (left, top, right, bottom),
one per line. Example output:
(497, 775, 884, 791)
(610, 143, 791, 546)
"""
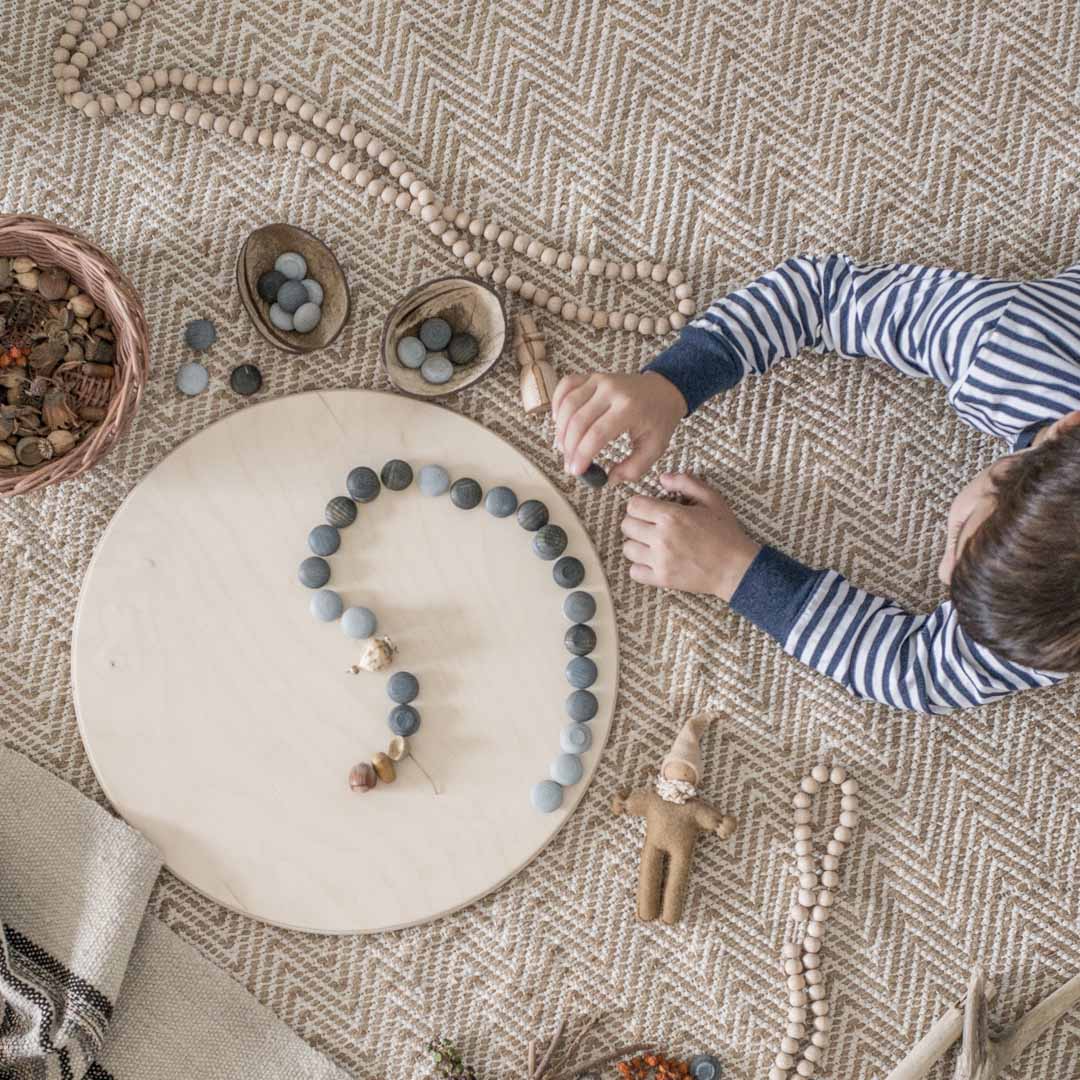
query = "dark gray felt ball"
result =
(387, 671, 419, 704)
(184, 318, 217, 351)
(229, 363, 262, 396)
(516, 499, 549, 531)
(532, 524, 568, 560)
(563, 590, 596, 623)
(325, 496, 357, 528)
(450, 477, 482, 509)
(308, 524, 340, 556)
(566, 656, 597, 689)
(484, 485, 518, 517)
(347, 466, 380, 502)
(257, 269, 286, 302)
(298, 556, 331, 589)
(388, 704, 421, 737)
(553, 556, 584, 589)
(566, 689, 598, 722)
(581, 462, 608, 489)
(419, 317, 452, 351)
(276, 279, 310, 314)
(448, 332, 478, 365)
(565, 622, 597, 656)
(381, 459, 413, 491)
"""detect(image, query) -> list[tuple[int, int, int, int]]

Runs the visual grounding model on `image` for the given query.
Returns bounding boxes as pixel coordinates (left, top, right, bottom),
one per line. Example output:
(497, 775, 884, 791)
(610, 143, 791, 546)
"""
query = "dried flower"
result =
(42, 388, 77, 430)
(427, 1038, 478, 1080)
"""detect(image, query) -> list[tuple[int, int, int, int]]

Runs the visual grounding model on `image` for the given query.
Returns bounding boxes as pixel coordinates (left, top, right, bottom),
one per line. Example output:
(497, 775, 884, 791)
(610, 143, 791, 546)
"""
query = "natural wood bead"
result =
(61, 77, 80, 94)
(492, 266, 509, 285)
(525, 239, 544, 259)
(839, 811, 859, 828)
(803, 936, 821, 954)
(378, 148, 395, 168)
(338, 161, 357, 180)
(783, 957, 802, 975)
(440, 228, 458, 246)
(228, 117, 244, 138)
(821, 854, 839, 871)
(138, 73, 155, 93)
(258, 126, 273, 146)
(64, 19, 83, 35)
(826, 839, 845, 857)
(420, 204, 441, 223)
(620, 262, 636, 280)
(817, 889, 834, 906)
(92, 28, 109, 45)
(451, 239, 470, 258)
(638, 316, 654, 335)
(841, 778, 859, 796)
(408, 198, 422, 217)
(788, 1002, 806, 1021)
(519, 281, 536, 300)
(272, 86, 289, 105)
(406, 179, 423, 197)
(301, 139, 318, 158)
(83, 99, 101, 118)
(285, 93, 302, 112)
(312, 110, 329, 128)
(793, 792, 812, 809)
(667, 268, 685, 287)
(588, 257, 605, 276)
(380, 185, 396, 205)
(124, 2, 140, 20)
(70, 3, 88, 17)
(797, 887, 815, 907)
(533, 286, 550, 307)
(811, 764, 830, 783)
(561, 302, 578, 322)
(794, 825, 812, 841)
(591, 310, 608, 330)
(674, 282, 693, 300)
(115, 90, 132, 110)
(462, 251, 481, 270)
(546, 295, 563, 315)
(570, 255, 588, 273)
(272, 129, 287, 148)
(361, 135, 379, 156)
(800, 776, 820, 794)
(798, 871, 817, 890)
(556, 251, 572, 271)
(811, 1001, 829, 1017)
(59, 33, 78, 49)
(796, 1061, 814, 1078)
(811, 1031, 828, 1048)
(299, 102, 315, 122)
(810, 905, 829, 923)
(803, 1046, 822, 1064)
(426, 218, 443, 235)
(650, 263, 668, 283)
(829, 766, 848, 785)
(440, 204, 458, 222)
(813, 1016, 831, 1032)
(775, 1053, 795, 1070)
(805, 968, 823, 985)
(786, 974, 806, 991)
(623, 313, 639, 332)
(794, 840, 813, 857)
(769, 1070, 788, 1080)
(781, 943, 799, 959)
(315, 144, 333, 164)
(98, 95, 117, 116)
(210, 75, 227, 94)
(286, 131, 302, 152)
(167, 66, 182, 85)
(243, 125, 259, 144)
(353, 131, 370, 149)
(138, 96, 155, 114)
(834, 826, 852, 843)
(395, 191, 411, 211)
(109, 11, 126, 29)
(803, 953, 820, 969)
(513, 233, 530, 254)
(389, 160, 406, 179)
(466, 218, 483, 237)
(841, 795, 859, 812)
(808, 984, 826, 1001)
(241, 78, 258, 97)
(79, 39, 98, 58)
(340, 123, 356, 142)
(786, 1023, 807, 1039)
(605, 260, 621, 279)
(181, 72, 198, 91)
(635, 260, 651, 279)
(790, 904, 808, 922)
(154, 98, 169, 116)
(794, 808, 812, 824)
(796, 855, 815, 873)
(356, 169, 373, 187)
(820, 871, 839, 889)
(70, 50, 89, 69)
(196, 75, 212, 94)
(656, 317, 670, 335)
(608, 311, 624, 330)
(781, 1037, 800, 1055)
(124, 78, 141, 97)
(576, 305, 593, 325)
(496, 229, 515, 250)
(506, 274, 523, 293)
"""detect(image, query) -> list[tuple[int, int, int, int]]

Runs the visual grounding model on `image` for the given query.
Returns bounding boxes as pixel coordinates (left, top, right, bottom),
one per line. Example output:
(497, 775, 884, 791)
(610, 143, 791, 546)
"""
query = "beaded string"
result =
(50, 0, 696, 336)
(769, 765, 860, 1080)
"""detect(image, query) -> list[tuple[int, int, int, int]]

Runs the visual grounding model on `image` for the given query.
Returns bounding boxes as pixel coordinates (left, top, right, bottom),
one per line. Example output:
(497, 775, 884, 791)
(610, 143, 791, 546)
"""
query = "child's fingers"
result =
(568, 413, 624, 475)
(625, 494, 669, 522)
(553, 379, 598, 451)
(607, 439, 662, 485)
(562, 401, 612, 474)
(659, 472, 722, 506)
(621, 540, 652, 564)
(550, 373, 586, 420)
(628, 562, 660, 587)
(619, 514, 654, 543)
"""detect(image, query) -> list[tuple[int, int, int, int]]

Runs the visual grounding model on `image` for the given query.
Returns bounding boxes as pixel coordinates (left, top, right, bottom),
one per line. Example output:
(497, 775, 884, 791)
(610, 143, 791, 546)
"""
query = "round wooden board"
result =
(72, 390, 617, 934)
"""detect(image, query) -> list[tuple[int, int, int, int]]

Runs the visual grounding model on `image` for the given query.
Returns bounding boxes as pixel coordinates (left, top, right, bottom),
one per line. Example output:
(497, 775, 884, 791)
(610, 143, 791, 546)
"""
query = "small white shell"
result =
(387, 736, 408, 762)
(357, 635, 396, 672)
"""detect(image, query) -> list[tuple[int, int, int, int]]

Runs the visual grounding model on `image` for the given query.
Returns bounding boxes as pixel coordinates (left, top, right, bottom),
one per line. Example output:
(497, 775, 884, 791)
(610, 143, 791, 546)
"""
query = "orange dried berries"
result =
(0, 346, 28, 368)
(616, 1053, 689, 1080)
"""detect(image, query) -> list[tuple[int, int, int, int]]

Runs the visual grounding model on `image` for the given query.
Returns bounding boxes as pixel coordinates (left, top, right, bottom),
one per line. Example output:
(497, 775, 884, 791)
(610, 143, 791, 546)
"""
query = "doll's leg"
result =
(637, 843, 666, 922)
(660, 847, 692, 925)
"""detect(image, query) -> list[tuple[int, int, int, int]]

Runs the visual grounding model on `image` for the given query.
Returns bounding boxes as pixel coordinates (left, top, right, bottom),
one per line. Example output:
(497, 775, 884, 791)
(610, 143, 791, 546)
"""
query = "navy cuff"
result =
(1012, 418, 1053, 451)
(730, 546, 825, 643)
(643, 325, 744, 414)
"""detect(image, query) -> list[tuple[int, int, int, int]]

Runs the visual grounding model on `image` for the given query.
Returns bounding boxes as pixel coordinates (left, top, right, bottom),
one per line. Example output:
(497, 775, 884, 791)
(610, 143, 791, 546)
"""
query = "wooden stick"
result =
(548, 1042, 653, 1080)
(555, 1013, 602, 1072)
(953, 967, 992, 1079)
(533, 1018, 566, 1080)
(991, 971, 1080, 1076)
(528, 1038, 536, 1080)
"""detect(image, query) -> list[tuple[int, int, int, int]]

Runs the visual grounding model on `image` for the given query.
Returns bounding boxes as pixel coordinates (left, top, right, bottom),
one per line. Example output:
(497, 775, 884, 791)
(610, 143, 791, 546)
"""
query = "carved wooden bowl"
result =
(236, 224, 349, 354)
(380, 276, 507, 398)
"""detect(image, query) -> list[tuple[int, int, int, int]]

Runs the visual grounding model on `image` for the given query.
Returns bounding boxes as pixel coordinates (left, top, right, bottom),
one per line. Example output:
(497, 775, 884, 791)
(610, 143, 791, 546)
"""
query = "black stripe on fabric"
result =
(5, 926, 112, 1019)
(85, 1061, 116, 1080)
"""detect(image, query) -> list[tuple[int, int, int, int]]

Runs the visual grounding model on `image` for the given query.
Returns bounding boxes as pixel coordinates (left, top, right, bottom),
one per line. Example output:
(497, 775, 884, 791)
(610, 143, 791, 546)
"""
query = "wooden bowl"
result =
(380, 276, 507, 398)
(236, 224, 349, 353)
(0, 214, 149, 497)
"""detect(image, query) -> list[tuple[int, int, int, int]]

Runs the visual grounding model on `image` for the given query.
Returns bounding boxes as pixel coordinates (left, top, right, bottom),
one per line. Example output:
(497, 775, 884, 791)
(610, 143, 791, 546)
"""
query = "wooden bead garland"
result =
(51, 0, 694, 335)
(768, 765, 859, 1080)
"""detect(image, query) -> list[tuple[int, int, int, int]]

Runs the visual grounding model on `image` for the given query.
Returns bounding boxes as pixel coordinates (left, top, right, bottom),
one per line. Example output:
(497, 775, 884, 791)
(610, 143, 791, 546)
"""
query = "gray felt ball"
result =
(308, 524, 340, 556)
(688, 1056, 721, 1080)
(269, 304, 294, 331)
(397, 336, 426, 369)
(298, 556, 331, 589)
(257, 270, 286, 302)
(484, 486, 518, 517)
(292, 301, 322, 333)
(581, 462, 608, 489)
(310, 589, 343, 622)
(532, 524, 568, 560)
(418, 464, 451, 496)
(419, 317, 452, 351)
(274, 251, 307, 280)
(341, 606, 377, 639)
(516, 499, 549, 531)
(347, 466, 380, 502)
(565, 622, 597, 656)
(448, 332, 478, 365)
(184, 318, 217, 351)
(276, 280, 310, 314)
(229, 364, 262, 396)
(530, 779, 564, 814)
(553, 556, 584, 589)
(550, 753, 584, 786)
(420, 352, 453, 385)
(566, 689, 598, 722)
(325, 496, 357, 528)
(450, 477, 482, 509)
(388, 704, 421, 737)
(302, 278, 324, 306)
(175, 361, 209, 396)
(560, 722, 593, 755)
(566, 656, 597, 689)
(381, 459, 413, 491)
(563, 590, 596, 623)
(387, 671, 419, 704)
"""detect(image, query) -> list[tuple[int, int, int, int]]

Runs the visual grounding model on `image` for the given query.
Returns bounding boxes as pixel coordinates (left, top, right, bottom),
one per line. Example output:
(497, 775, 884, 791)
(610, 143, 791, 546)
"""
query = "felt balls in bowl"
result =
(380, 276, 506, 398)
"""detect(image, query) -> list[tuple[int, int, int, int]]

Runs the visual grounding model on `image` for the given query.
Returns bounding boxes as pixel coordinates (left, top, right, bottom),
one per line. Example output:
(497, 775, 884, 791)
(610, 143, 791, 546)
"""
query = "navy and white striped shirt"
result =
(646, 255, 1080, 713)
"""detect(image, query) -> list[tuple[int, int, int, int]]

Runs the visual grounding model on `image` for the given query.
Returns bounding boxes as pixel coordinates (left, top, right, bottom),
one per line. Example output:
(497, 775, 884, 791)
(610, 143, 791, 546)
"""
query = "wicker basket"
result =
(0, 214, 149, 496)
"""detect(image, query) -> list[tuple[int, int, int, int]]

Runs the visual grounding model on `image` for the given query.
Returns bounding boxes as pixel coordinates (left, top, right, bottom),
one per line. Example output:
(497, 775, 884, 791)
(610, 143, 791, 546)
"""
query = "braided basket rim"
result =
(0, 213, 149, 497)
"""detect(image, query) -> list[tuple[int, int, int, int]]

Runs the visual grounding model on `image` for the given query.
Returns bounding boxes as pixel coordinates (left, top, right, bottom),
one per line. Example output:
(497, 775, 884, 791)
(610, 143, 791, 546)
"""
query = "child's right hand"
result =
(551, 371, 687, 484)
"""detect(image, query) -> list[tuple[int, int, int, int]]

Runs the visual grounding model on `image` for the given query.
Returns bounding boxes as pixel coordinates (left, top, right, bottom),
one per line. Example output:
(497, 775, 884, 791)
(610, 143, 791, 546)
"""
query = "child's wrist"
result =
(712, 540, 761, 602)
(640, 371, 688, 420)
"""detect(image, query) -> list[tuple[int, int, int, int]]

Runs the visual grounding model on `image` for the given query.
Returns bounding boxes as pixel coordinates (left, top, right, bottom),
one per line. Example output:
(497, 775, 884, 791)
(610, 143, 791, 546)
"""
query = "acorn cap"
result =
(660, 712, 715, 786)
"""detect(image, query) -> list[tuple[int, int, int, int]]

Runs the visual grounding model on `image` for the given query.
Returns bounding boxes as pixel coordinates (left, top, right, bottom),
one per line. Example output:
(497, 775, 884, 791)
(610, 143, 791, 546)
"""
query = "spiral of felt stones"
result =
(298, 556, 330, 588)
(450, 477, 482, 509)
(325, 496, 357, 528)
(381, 459, 413, 491)
(308, 524, 340, 556)
(563, 590, 596, 623)
(341, 606, 377, 639)
(347, 466, 380, 502)
(387, 671, 419, 704)
(484, 485, 518, 517)
(766, 765, 860, 1080)
(560, 722, 593, 754)
(310, 589, 343, 621)
(418, 464, 450, 496)
(566, 655, 597, 689)
(565, 623, 596, 656)
(553, 556, 584, 589)
(388, 704, 421, 737)
(516, 499, 548, 531)
(533, 523, 568, 560)
(566, 689, 598, 722)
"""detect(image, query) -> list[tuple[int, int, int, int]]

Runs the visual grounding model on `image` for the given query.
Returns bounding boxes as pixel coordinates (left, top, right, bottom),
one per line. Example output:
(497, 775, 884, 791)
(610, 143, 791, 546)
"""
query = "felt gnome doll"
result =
(611, 712, 737, 925)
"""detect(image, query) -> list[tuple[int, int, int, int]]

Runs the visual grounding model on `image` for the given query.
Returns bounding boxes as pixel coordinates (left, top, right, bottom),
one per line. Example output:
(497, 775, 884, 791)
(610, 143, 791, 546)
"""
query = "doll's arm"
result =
(611, 789, 650, 818)
(692, 801, 738, 838)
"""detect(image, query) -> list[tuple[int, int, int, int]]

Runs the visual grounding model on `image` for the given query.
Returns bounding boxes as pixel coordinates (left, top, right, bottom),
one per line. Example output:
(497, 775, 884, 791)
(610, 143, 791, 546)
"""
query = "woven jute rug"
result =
(2, 1, 1080, 1078)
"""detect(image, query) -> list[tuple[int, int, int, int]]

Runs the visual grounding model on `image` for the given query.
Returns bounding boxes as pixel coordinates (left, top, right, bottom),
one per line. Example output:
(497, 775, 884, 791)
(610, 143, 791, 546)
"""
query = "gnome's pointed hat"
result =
(660, 712, 715, 786)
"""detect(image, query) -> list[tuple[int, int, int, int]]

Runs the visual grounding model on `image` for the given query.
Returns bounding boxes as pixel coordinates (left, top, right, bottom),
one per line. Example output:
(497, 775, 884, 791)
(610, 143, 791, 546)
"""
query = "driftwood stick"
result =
(953, 967, 992, 1079)
(533, 1018, 566, 1080)
(555, 1014, 602, 1072)
(995, 971, 1080, 1074)
(547, 1042, 653, 1080)
(528, 1038, 536, 1079)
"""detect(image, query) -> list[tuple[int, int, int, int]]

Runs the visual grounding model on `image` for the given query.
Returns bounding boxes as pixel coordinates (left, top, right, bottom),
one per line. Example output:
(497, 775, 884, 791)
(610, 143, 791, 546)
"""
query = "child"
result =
(552, 255, 1080, 714)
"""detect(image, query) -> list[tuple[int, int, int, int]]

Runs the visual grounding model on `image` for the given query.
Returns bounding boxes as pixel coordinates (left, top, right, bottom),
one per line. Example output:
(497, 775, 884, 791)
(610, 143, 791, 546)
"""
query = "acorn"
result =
(371, 752, 396, 784)
(387, 736, 408, 762)
(0, 444, 17, 467)
(348, 761, 377, 793)
(47, 429, 76, 456)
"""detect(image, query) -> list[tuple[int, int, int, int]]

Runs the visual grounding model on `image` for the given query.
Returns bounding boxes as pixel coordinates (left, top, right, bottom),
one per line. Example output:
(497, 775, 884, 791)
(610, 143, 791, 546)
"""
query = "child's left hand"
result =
(620, 474, 761, 601)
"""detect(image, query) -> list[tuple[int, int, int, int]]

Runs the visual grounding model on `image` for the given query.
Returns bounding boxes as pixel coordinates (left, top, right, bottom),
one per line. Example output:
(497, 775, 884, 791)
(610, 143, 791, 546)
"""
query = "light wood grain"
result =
(72, 390, 617, 934)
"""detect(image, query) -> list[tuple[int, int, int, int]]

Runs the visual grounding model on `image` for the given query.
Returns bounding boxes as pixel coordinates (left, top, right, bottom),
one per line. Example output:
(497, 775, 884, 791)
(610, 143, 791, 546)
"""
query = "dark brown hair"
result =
(952, 423, 1080, 672)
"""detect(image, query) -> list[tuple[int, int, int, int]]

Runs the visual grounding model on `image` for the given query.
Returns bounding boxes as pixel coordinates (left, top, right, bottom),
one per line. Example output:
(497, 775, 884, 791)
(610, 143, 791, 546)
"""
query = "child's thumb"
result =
(659, 472, 720, 505)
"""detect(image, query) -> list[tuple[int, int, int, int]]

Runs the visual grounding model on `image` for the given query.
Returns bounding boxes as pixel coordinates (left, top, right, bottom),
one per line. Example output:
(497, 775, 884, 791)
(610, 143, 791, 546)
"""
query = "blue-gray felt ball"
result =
(532, 524, 568, 560)
(566, 656, 597, 689)
(448, 332, 478, 365)
(553, 556, 584, 589)
(302, 278, 324, 306)
(184, 318, 217, 351)
(566, 689, 598, 722)
(560, 722, 593, 755)
(418, 464, 450, 496)
(388, 704, 421, 737)
(484, 486, 518, 517)
(347, 466, 380, 502)
(450, 477, 482, 509)
(292, 302, 321, 333)
(325, 496, 357, 528)
(257, 270, 286, 302)
(276, 279, 310, 314)
(308, 524, 340, 556)
(397, 336, 426, 369)
(516, 499, 549, 531)
(550, 753, 584, 786)
(530, 779, 563, 814)
(310, 589, 343, 622)
(175, 361, 209, 396)
(341, 606, 377, 639)
(420, 352, 453, 385)
(419, 317, 452, 351)
(688, 1055, 722, 1080)
(563, 590, 596, 623)
(387, 671, 419, 704)
(381, 459, 413, 491)
(269, 304, 294, 331)
(565, 623, 596, 656)
(274, 251, 307, 280)
(298, 556, 331, 589)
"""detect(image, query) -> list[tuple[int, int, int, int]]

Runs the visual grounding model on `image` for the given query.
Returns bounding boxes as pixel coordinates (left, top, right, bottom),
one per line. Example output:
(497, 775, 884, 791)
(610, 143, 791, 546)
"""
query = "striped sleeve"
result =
(730, 547, 1062, 714)
(645, 254, 1017, 413)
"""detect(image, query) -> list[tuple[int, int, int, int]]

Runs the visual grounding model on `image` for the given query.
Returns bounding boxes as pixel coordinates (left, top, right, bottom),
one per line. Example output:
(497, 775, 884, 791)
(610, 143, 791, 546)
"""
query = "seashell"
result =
(47, 429, 76, 455)
(0, 443, 16, 467)
(36, 268, 69, 301)
(15, 436, 53, 466)
(14, 270, 39, 291)
(348, 761, 377, 792)
(68, 293, 94, 319)
(11, 257, 36, 275)
(387, 736, 408, 762)
(356, 635, 396, 673)
(371, 752, 396, 783)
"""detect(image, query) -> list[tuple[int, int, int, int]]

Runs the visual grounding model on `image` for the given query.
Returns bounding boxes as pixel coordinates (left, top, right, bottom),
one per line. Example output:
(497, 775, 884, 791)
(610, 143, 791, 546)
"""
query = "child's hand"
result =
(552, 372, 686, 484)
(620, 474, 761, 601)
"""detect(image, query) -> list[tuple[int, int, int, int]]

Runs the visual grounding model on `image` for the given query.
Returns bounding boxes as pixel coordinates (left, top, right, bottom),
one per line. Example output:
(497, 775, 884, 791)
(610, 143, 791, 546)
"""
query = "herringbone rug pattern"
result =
(2, 1, 1079, 1077)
